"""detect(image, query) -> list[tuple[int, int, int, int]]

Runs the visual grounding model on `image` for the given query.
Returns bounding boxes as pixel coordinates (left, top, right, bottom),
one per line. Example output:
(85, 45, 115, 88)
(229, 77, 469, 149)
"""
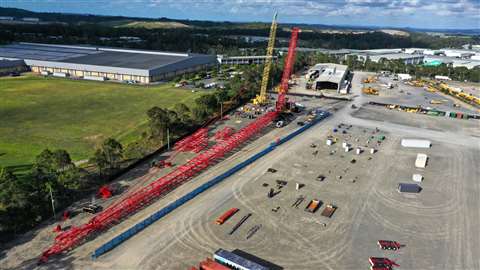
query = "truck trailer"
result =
(397, 183, 421, 193)
(321, 204, 337, 218)
(305, 199, 321, 213)
(401, 139, 431, 148)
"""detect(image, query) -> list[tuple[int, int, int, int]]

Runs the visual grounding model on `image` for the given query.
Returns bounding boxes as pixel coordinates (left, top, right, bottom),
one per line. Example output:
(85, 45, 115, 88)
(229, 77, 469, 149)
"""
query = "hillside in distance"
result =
(1, 7, 479, 35)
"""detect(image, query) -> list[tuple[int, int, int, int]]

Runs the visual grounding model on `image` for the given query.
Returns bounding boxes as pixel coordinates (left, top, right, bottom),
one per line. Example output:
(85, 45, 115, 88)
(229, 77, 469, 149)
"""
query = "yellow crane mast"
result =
(253, 12, 278, 105)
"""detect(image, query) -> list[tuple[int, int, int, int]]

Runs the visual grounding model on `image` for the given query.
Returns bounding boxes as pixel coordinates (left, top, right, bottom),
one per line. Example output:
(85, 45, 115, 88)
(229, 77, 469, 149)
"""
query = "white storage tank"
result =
(344, 146, 351, 152)
(356, 148, 362, 155)
(326, 139, 333, 146)
(370, 148, 376, 154)
(342, 142, 348, 148)
(401, 139, 431, 148)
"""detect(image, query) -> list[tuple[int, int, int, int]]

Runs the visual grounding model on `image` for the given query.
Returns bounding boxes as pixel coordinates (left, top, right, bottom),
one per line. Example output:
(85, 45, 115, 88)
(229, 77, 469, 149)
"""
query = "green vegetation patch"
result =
(0, 75, 203, 167)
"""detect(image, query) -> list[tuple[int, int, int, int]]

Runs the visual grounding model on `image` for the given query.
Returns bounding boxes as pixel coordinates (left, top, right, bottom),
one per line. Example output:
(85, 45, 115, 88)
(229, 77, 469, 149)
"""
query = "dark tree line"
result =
(2, 17, 477, 54)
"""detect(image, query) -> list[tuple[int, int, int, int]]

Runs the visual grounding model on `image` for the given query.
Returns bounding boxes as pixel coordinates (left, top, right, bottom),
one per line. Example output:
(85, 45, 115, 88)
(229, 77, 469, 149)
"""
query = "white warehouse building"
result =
(369, 53, 424, 65)
(306, 63, 349, 93)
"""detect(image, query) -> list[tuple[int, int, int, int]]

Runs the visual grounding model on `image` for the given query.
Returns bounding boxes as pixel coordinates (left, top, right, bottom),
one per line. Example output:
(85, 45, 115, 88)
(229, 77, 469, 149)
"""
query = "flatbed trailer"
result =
(304, 199, 321, 213)
(370, 266, 392, 270)
(377, 240, 402, 250)
(321, 204, 337, 218)
(369, 257, 399, 267)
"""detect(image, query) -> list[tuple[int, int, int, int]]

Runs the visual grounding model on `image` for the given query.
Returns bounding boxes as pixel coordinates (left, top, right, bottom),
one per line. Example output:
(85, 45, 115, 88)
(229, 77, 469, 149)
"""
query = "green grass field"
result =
(0, 74, 203, 168)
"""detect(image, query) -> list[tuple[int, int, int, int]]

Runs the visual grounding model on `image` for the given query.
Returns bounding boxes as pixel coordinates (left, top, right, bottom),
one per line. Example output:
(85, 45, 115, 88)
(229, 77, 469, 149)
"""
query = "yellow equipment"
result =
(406, 108, 419, 113)
(362, 87, 379, 95)
(362, 76, 377, 84)
(426, 86, 437, 93)
(253, 12, 278, 105)
(430, 100, 443, 104)
(411, 80, 425, 87)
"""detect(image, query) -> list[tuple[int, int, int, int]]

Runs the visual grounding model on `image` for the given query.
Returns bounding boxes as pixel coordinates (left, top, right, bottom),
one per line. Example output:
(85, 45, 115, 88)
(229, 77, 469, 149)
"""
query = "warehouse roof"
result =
(65, 51, 184, 70)
(310, 63, 348, 84)
(369, 53, 424, 61)
(0, 59, 25, 68)
(0, 43, 217, 75)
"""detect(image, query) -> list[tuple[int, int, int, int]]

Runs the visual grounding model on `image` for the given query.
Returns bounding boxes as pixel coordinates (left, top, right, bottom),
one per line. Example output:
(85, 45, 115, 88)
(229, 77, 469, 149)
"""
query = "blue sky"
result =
(2, 0, 479, 29)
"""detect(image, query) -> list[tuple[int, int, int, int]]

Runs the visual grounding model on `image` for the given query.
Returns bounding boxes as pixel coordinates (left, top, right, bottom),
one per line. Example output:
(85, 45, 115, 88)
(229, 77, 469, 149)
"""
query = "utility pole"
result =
(167, 128, 170, 150)
(220, 102, 223, 119)
(47, 183, 56, 219)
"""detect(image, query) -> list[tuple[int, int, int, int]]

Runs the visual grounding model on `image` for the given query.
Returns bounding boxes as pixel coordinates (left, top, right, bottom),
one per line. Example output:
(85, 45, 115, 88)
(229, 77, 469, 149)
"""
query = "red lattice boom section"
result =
(41, 111, 278, 261)
(213, 127, 235, 141)
(173, 128, 208, 153)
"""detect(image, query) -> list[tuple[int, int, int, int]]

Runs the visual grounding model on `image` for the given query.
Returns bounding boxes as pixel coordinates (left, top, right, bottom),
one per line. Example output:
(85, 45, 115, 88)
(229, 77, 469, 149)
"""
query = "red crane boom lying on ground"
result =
(40, 27, 300, 262)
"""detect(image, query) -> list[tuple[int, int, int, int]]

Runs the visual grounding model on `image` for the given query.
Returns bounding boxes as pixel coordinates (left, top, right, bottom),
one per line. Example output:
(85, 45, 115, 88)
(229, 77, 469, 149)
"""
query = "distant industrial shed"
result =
(0, 43, 217, 83)
(306, 63, 350, 93)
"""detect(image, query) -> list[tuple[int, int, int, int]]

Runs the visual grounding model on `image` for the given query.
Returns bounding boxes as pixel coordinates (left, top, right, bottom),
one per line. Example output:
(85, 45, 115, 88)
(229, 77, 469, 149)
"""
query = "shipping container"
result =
(450, 112, 457, 118)
(401, 139, 431, 148)
(214, 249, 269, 270)
(397, 183, 421, 193)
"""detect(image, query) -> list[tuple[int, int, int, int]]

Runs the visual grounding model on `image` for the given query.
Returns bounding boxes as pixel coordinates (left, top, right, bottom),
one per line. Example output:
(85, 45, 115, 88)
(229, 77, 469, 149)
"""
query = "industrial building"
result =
(368, 53, 424, 65)
(306, 63, 349, 93)
(423, 56, 480, 69)
(0, 59, 27, 76)
(0, 43, 217, 83)
(217, 55, 278, 65)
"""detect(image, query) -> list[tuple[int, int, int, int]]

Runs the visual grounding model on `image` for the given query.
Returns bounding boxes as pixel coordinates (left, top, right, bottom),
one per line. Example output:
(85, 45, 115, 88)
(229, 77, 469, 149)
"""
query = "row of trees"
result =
(0, 136, 131, 237)
(2, 19, 478, 54)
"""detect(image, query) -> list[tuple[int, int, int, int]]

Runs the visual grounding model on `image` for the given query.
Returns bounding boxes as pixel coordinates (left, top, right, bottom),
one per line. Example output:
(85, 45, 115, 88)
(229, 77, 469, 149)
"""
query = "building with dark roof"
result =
(0, 43, 217, 83)
(0, 59, 27, 76)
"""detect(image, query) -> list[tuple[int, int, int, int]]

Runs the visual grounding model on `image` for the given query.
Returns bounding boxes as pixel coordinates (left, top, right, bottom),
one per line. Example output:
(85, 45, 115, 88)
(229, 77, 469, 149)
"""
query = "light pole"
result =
(167, 128, 170, 150)
(220, 102, 223, 119)
(47, 183, 56, 219)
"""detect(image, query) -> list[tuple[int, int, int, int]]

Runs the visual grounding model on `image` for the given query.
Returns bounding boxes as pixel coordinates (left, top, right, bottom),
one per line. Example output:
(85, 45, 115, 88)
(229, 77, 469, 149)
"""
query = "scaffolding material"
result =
(213, 126, 235, 141)
(173, 128, 208, 153)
